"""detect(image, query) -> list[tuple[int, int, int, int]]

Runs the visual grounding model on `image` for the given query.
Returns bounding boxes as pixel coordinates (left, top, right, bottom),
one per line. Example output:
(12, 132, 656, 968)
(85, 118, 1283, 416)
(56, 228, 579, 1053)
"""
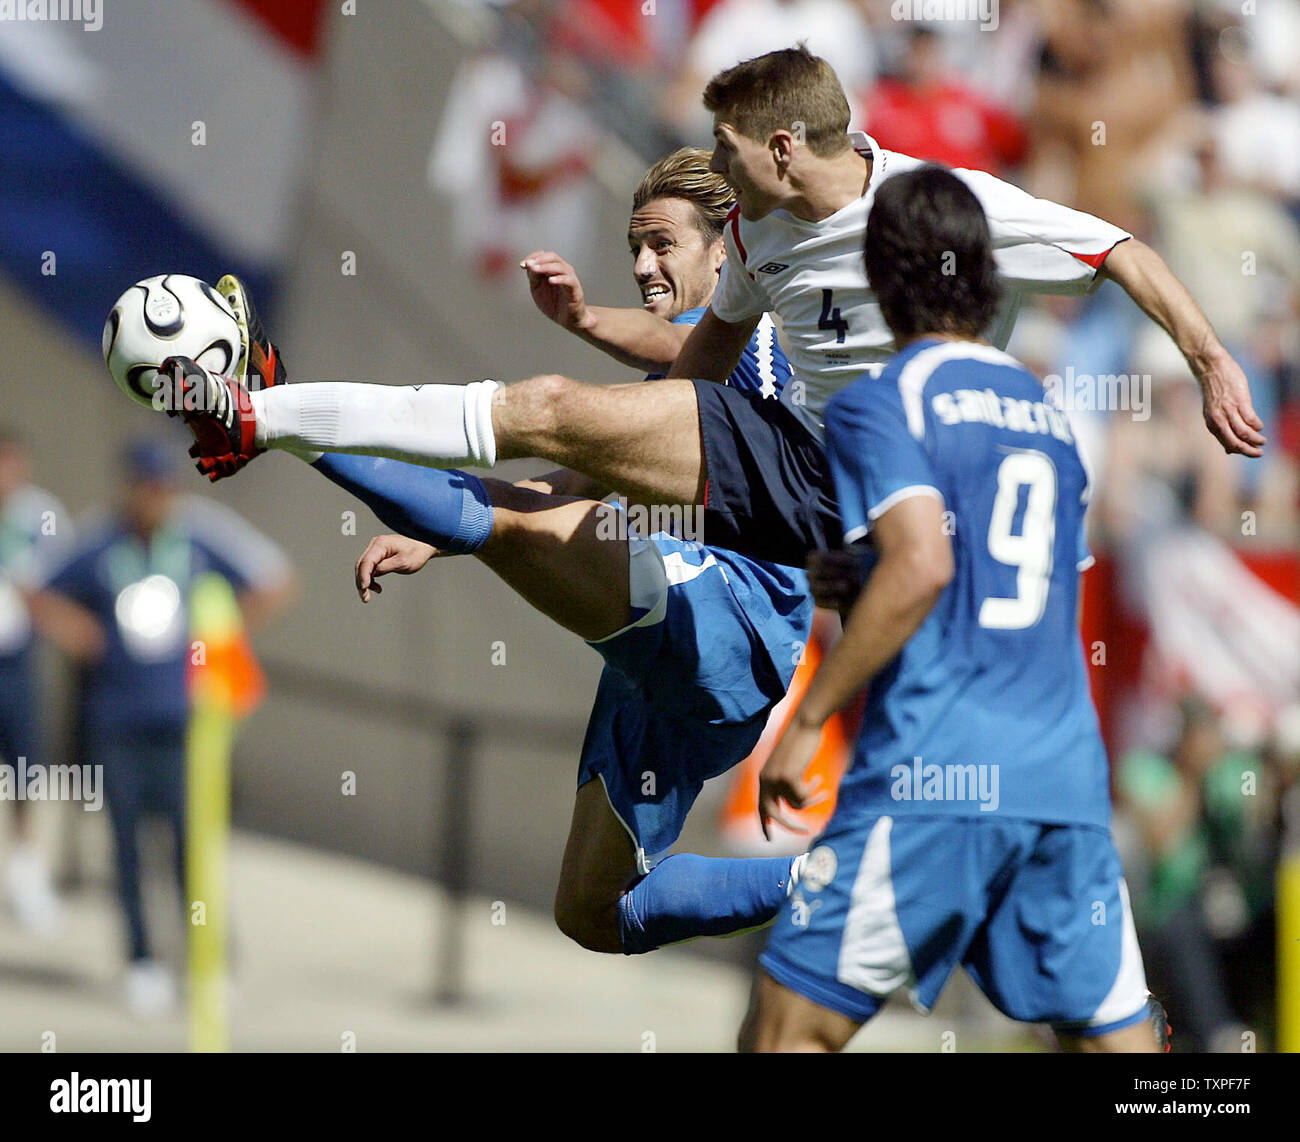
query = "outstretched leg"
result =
(248, 376, 706, 509)
(306, 451, 806, 953)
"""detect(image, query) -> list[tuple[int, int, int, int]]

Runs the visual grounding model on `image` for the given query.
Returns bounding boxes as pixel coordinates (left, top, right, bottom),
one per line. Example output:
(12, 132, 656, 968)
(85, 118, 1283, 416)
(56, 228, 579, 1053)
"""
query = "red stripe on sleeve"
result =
(1069, 247, 1112, 270)
(726, 204, 748, 264)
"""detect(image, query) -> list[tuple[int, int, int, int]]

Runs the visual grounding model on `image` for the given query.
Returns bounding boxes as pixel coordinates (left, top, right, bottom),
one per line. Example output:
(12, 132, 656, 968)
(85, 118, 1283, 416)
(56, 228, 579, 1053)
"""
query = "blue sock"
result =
(310, 453, 494, 554)
(617, 853, 794, 955)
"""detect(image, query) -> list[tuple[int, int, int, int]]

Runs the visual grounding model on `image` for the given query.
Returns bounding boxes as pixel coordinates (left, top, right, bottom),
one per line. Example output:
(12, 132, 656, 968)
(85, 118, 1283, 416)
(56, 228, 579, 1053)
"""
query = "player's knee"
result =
(512, 373, 574, 431)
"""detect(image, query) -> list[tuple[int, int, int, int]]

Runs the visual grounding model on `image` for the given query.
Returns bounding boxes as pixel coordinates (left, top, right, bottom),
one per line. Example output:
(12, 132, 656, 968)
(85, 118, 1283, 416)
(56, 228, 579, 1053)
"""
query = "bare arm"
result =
(757, 496, 954, 835)
(668, 306, 758, 383)
(25, 590, 106, 663)
(235, 571, 297, 631)
(1102, 238, 1266, 456)
(521, 251, 692, 373)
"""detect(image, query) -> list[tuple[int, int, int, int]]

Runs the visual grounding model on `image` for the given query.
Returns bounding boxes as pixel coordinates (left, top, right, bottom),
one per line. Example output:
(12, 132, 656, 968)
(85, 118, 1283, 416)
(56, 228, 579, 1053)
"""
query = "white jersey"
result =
(711, 132, 1132, 437)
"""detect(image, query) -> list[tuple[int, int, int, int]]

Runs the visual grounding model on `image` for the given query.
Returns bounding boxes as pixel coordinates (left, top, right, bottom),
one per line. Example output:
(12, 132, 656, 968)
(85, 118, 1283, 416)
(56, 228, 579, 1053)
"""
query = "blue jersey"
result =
(41, 517, 253, 735)
(651, 307, 791, 400)
(661, 306, 802, 665)
(824, 338, 1109, 829)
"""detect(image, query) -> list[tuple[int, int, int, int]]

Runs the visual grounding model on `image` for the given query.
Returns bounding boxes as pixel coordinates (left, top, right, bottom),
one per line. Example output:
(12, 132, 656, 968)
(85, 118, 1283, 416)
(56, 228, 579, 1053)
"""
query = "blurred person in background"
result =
(1117, 699, 1279, 1051)
(1030, 0, 1193, 238)
(430, 2, 603, 280)
(1029, 0, 1194, 393)
(858, 24, 1028, 177)
(1205, 16, 1300, 212)
(27, 439, 293, 1016)
(660, 0, 876, 142)
(0, 426, 71, 936)
(1099, 327, 1243, 542)
(1142, 128, 1300, 518)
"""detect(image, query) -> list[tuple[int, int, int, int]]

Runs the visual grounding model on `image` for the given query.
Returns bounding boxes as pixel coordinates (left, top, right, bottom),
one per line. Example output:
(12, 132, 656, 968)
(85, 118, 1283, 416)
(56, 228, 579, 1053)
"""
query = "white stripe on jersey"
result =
(896, 341, 1022, 440)
(662, 549, 718, 586)
(755, 313, 778, 399)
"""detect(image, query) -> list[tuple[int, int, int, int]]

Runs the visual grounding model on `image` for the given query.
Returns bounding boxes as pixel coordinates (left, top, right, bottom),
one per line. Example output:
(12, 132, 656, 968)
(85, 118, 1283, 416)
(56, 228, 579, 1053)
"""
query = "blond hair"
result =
(632, 147, 736, 241)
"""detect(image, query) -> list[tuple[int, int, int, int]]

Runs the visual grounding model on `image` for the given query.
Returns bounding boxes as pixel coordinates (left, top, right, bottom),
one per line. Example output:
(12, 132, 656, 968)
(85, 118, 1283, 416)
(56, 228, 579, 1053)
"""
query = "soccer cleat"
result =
(214, 273, 286, 390)
(158, 355, 261, 482)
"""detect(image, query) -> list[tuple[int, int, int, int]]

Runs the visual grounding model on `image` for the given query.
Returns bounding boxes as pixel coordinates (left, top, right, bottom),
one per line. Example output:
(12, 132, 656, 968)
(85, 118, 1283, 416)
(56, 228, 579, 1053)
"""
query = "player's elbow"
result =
(898, 541, 954, 603)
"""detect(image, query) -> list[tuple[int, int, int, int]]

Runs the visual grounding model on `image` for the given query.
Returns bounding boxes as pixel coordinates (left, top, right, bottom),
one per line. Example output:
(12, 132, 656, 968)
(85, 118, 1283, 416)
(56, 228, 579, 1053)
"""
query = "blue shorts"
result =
(580, 530, 811, 868)
(694, 379, 839, 566)
(760, 814, 1151, 1035)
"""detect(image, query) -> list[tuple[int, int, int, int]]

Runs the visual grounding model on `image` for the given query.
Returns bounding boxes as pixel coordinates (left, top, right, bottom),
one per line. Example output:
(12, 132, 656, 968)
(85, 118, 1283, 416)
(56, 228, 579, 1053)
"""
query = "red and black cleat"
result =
(158, 355, 261, 483)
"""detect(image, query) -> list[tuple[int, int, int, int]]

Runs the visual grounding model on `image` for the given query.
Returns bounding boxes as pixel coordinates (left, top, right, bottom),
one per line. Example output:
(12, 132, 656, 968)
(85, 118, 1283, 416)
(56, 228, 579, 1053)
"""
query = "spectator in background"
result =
(858, 24, 1028, 176)
(1143, 129, 1300, 513)
(430, 4, 603, 280)
(1207, 19, 1300, 210)
(1028, 1, 1194, 407)
(1030, 0, 1193, 238)
(1099, 326, 1241, 542)
(1118, 699, 1278, 1051)
(0, 427, 71, 936)
(28, 440, 294, 1016)
(660, 0, 876, 142)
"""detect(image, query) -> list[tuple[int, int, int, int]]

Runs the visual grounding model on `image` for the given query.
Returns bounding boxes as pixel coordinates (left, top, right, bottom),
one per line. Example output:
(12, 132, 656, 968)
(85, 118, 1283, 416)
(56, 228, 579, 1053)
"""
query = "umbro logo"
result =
(756, 262, 788, 274)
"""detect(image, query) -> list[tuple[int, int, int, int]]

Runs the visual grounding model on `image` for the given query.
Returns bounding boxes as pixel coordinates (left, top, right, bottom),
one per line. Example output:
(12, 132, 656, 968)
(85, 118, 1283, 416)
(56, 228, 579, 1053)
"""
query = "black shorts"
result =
(693, 379, 840, 566)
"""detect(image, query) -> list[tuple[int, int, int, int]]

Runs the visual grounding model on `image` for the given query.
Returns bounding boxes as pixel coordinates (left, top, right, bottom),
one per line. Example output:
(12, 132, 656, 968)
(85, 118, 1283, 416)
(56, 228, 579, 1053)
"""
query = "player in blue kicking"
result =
(745, 166, 1158, 1052)
(167, 150, 815, 957)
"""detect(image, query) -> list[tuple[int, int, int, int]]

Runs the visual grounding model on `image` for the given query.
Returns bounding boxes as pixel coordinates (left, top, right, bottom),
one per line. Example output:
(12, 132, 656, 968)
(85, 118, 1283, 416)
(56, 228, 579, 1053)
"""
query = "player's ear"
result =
(768, 129, 796, 173)
(709, 237, 726, 275)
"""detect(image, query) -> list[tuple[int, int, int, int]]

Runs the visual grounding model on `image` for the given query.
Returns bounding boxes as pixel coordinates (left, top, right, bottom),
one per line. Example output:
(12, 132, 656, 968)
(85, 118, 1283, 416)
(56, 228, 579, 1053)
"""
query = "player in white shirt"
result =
(176, 48, 1265, 570)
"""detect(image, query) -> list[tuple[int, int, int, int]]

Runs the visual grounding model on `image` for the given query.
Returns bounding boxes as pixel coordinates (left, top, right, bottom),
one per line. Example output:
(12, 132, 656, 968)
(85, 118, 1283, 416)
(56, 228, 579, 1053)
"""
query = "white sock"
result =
(248, 381, 499, 468)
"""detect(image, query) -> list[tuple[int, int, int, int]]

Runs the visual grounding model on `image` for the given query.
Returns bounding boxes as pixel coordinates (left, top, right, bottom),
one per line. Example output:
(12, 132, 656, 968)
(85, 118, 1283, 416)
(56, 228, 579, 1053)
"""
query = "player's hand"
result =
(757, 715, 830, 841)
(1198, 346, 1266, 457)
(520, 250, 590, 332)
(806, 549, 865, 611)
(355, 534, 440, 602)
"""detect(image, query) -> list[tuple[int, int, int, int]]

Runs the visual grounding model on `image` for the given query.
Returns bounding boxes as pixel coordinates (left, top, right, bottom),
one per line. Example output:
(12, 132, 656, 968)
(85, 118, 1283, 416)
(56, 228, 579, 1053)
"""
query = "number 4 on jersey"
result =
(818, 289, 849, 344)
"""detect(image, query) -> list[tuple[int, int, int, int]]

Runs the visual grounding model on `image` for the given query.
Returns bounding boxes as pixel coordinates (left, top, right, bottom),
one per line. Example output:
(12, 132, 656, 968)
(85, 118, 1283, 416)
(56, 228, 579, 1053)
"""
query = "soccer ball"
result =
(102, 274, 241, 409)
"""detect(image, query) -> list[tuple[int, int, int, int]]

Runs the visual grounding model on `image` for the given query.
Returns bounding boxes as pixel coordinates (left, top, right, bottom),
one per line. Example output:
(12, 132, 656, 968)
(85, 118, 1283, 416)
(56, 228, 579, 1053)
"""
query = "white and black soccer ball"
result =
(102, 274, 241, 409)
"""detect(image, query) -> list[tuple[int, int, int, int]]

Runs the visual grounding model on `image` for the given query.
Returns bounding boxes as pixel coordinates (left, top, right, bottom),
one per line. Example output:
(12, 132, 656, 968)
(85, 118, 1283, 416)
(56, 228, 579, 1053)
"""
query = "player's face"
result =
(710, 120, 782, 220)
(627, 196, 724, 318)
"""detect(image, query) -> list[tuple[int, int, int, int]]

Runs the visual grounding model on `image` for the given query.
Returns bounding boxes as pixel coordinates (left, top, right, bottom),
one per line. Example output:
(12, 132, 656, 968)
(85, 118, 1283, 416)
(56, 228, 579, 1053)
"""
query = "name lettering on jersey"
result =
(756, 262, 788, 275)
(931, 388, 1075, 444)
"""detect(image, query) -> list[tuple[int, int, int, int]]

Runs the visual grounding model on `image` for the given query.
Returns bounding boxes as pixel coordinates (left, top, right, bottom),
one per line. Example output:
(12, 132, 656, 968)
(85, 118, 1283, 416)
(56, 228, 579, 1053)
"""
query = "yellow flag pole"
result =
(186, 687, 233, 1053)
(1278, 844, 1300, 1053)
(186, 574, 242, 1054)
